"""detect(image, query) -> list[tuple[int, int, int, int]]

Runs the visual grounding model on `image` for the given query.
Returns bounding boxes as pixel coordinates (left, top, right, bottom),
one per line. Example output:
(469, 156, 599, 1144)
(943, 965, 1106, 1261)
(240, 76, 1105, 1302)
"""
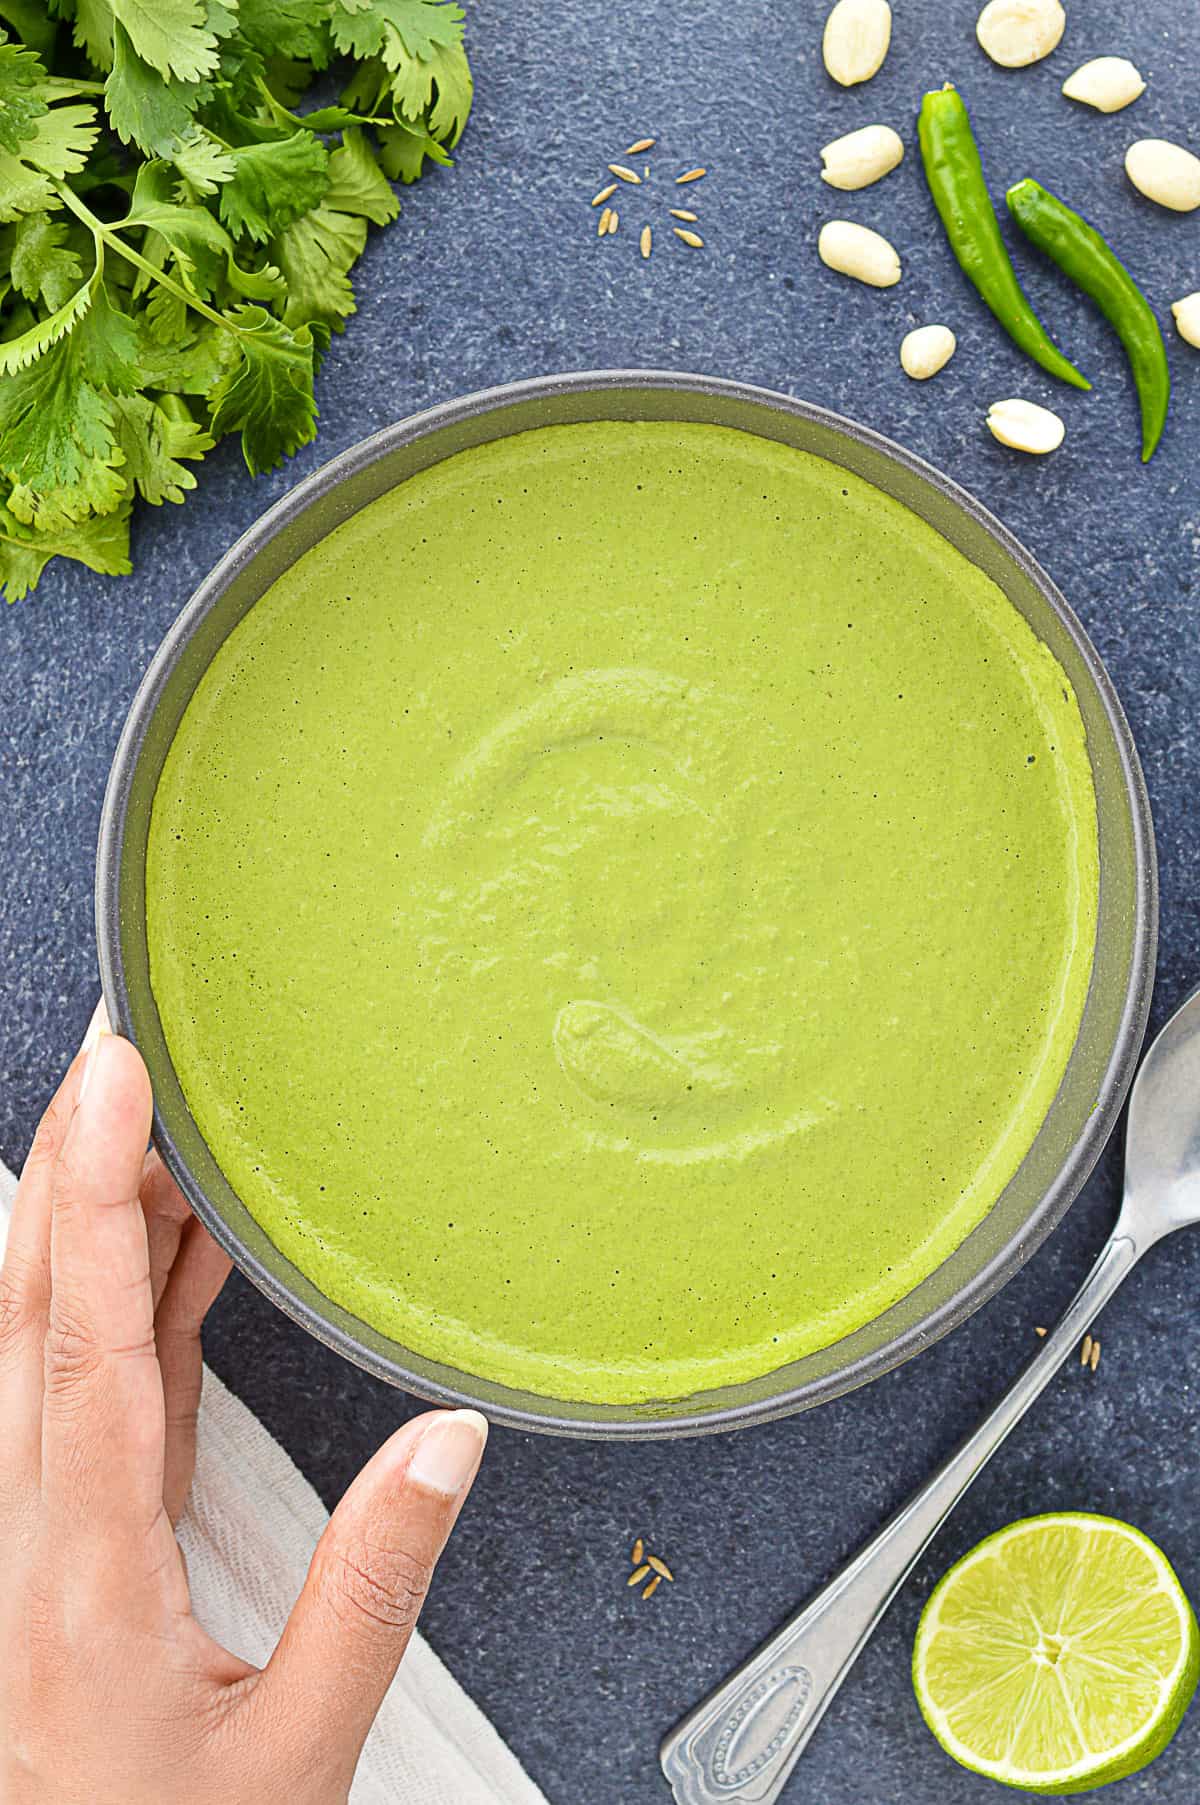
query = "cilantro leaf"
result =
(273, 205, 365, 329)
(19, 100, 102, 176)
(224, 250, 287, 302)
(218, 129, 330, 243)
(139, 278, 190, 345)
(0, 145, 54, 220)
(106, 21, 200, 157)
(6, 460, 129, 531)
(0, 497, 132, 601)
(57, 0, 221, 81)
(113, 0, 219, 84)
(136, 320, 237, 395)
(206, 0, 240, 42)
(0, 38, 50, 153)
(0, 262, 95, 374)
(207, 303, 318, 471)
(0, 338, 125, 527)
(8, 211, 85, 309)
(424, 40, 470, 142)
(0, 264, 145, 533)
(123, 159, 231, 295)
(375, 117, 452, 184)
(70, 265, 141, 390)
(331, 0, 471, 142)
(268, 136, 396, 330)
(170, 124, 236, 193)
(65, 0, 118, 72)
(332, 0, 464, 63)
(323, 127, 398, 224)
(238, 0, 332, 68)
(111, 393, 213, 503)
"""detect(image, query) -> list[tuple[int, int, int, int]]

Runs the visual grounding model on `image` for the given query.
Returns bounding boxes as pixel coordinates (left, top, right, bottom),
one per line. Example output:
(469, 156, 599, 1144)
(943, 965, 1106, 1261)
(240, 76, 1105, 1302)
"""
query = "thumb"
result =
(258, 1408, 487, 1775)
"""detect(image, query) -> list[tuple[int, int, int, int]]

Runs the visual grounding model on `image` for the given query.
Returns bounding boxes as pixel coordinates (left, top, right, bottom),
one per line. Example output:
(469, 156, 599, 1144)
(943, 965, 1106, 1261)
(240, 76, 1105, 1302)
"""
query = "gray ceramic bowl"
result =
(96, 372, 1157, 1439)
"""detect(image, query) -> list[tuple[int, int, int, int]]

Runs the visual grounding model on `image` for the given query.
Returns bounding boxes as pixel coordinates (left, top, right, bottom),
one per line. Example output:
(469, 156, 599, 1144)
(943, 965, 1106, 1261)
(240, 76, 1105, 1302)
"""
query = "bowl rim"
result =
(96, 368, 1158, 1438)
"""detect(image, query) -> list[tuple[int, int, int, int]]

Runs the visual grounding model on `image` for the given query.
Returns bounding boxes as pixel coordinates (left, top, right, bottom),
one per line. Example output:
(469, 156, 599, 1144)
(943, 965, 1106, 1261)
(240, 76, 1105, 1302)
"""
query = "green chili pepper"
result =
(917, 86, 1090, 392)
(1007, 178, 1169, 462)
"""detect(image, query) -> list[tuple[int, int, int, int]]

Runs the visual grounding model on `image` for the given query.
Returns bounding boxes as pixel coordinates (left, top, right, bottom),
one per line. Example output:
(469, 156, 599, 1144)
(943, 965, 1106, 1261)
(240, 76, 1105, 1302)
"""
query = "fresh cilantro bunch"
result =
(0, 0, 473, 600)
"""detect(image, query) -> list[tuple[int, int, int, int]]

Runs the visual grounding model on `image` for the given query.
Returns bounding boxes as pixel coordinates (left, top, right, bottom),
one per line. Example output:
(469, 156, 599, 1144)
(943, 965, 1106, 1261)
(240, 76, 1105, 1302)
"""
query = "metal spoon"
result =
(661, 983, 1200, 1805)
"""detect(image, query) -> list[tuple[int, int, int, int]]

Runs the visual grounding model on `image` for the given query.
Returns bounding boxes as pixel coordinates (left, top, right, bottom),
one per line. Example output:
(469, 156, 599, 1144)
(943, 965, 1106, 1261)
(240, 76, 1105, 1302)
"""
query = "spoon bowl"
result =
(1122, 986, 1200, 1238)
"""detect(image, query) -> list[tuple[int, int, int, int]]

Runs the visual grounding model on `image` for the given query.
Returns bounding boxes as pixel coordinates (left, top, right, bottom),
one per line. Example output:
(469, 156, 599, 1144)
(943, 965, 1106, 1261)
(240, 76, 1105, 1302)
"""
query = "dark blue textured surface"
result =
(2, 3, 1199, 1800)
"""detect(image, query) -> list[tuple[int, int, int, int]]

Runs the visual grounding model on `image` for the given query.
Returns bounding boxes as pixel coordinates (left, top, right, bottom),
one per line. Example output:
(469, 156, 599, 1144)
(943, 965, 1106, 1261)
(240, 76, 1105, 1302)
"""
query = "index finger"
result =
(0, 1017, 96, 1515)
(42, 1032, 166, 1544)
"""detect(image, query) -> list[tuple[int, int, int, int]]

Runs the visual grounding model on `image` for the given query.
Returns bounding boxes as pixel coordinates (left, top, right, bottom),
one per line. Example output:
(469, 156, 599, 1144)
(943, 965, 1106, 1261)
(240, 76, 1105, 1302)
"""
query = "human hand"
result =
(0, 1016, 488, 1804)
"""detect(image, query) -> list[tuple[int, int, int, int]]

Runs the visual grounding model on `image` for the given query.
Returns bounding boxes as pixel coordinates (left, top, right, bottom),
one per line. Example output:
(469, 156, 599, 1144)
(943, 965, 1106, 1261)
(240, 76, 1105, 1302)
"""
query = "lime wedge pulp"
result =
(912, 1512, 1199, 1793)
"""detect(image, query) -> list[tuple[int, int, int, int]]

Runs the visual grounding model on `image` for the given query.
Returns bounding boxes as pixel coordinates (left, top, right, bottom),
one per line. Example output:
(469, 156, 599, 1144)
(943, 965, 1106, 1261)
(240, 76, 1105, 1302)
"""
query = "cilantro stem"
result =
(253, 75, 389, 131)
(52, 181, 255, 342)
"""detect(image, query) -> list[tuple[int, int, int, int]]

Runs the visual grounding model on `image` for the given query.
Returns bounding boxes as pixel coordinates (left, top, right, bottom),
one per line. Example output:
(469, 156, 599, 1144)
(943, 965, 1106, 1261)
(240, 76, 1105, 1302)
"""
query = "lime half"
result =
(913, 1512, 1199, 1793)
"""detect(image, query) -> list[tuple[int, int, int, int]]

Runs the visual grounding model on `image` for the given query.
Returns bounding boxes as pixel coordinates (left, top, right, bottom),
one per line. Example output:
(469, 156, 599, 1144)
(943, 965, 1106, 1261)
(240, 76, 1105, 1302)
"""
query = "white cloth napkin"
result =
(0, 1158, 548, 1805)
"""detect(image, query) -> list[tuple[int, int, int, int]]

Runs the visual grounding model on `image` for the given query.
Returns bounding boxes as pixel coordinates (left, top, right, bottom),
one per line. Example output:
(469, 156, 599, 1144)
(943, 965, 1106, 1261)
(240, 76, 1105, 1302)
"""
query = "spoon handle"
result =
(660, 1225, 1144, 1805)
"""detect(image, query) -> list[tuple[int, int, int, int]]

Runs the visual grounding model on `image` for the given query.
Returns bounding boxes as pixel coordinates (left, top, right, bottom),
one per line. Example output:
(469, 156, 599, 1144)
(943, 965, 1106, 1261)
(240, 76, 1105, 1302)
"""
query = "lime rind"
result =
(912, 1512, 1200, 1794)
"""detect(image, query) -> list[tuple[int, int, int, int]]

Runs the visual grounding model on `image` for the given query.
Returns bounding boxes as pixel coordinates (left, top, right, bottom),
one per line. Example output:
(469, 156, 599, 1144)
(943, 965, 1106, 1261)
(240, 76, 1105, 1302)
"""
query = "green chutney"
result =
(146, 420, 1099, 1404)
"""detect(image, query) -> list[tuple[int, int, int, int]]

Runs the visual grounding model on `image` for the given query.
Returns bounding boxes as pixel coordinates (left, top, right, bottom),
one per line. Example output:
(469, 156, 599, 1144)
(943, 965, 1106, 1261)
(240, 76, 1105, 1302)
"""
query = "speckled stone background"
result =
(3, 2, 1199, 1800)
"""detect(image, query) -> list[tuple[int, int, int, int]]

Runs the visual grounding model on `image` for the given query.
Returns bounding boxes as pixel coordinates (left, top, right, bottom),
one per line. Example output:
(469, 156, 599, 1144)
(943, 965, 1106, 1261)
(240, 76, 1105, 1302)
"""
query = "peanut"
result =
(987, 399, 1065, 455)
(818, 220, 902, 288)
(900, 325, 957, 380)
(1125, 139, 1200, 213)
(976, 0, 1065, 69)
(1171, 294, 1200, 350)
(820, 125, 905, 191)
(822, 0, 892, 87)
(1062, 57, 1145, 114)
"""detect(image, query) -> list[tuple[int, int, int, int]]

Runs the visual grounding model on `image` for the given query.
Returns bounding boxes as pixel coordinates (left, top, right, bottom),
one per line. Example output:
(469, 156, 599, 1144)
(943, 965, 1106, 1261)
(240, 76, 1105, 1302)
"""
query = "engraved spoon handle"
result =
(660, 1224, 1145, 1805)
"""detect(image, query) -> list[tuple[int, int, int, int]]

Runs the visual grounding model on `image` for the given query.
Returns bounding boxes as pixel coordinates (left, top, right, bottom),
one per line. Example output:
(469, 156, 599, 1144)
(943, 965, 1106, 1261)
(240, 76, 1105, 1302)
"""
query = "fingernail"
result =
(408, 1409, 488, 1497)
(78, 1000, 111, 1104)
